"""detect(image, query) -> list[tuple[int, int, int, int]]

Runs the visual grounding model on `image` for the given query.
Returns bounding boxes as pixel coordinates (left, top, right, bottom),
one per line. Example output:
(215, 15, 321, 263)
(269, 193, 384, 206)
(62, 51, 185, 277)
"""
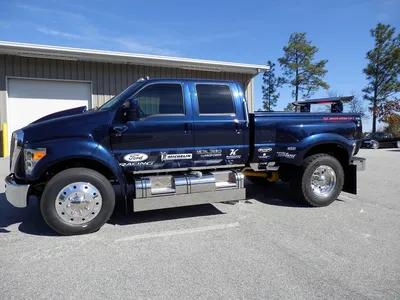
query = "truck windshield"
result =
(98, 82, 144, 110)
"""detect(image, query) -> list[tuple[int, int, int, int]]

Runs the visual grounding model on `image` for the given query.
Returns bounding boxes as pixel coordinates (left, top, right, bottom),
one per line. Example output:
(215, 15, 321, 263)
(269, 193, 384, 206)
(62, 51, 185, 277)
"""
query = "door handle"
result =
(234, 120, 242, 134)
(113, 125, 128, 134)
(184, 123, 191, 134)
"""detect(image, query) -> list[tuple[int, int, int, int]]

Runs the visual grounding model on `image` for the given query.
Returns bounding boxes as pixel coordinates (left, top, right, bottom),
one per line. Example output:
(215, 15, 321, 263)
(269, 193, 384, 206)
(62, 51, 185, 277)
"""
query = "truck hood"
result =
(30, 106, 88, 125)
(20, 107, 112, 144)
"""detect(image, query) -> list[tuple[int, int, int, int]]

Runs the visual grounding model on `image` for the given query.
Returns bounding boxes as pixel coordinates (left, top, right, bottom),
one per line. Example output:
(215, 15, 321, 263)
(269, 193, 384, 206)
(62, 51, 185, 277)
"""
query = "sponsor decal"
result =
(258, 154, 271, 159)
(277, 151, 296, 159)
(120, 162, 154, 167)
(287, 147, 296, 151)
(323, 116, 355, 121)
(123, 153, 148, 162)
(258, 147, 272, 153)
(196, 149, 222, 158)
(161, 152, 192, 161)
(226, 148, 241, 160)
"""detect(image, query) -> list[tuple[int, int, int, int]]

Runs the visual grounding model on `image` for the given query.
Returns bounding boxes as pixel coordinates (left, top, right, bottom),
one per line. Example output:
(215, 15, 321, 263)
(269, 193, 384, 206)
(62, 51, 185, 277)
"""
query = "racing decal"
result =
(322, 116, 355, 121)
(226, 149, 241, 160)
(196, 149, 222, 158)
(120, 161, 155, 167)
(123, 153, 149, 162)
(287, 147, 296, 151)
(258, 147, 272, 153)
(160, 152, 192, 161)
(277, 151, 296, 159)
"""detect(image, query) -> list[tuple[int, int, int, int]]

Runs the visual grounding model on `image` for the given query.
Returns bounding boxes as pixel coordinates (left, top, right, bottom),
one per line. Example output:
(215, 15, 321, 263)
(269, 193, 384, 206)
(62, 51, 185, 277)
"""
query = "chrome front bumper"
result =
(5, 174, 30, 208)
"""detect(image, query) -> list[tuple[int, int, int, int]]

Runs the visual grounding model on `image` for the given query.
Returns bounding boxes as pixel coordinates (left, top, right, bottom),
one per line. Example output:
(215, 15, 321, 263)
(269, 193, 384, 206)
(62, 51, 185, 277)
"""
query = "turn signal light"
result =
(33, 151, 46, 160)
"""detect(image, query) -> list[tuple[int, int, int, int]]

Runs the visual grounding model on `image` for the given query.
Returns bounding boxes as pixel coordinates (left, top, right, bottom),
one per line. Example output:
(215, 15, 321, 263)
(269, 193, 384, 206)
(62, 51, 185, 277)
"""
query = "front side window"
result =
(196, 84, 235, 114)
(135, 83, 184, 119)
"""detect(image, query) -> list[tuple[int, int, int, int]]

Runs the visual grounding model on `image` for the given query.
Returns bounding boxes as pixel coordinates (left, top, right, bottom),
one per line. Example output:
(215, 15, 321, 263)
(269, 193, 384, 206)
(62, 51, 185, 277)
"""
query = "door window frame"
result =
(194, 83, 236, 116)
(127, 82, 186, 121)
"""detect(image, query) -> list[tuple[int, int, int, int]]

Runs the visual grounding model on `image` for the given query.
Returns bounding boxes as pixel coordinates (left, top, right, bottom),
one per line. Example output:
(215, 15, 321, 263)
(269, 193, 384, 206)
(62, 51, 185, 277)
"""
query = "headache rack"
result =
(292, 96, 354, 113)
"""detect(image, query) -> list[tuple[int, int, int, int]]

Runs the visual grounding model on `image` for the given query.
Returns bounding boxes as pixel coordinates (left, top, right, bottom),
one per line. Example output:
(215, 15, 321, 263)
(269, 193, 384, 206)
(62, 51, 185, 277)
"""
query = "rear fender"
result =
(294, 134, 355, 166)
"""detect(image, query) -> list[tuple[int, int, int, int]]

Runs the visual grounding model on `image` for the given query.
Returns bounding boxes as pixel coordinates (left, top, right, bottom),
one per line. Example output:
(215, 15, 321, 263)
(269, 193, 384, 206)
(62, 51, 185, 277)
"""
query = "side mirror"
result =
(123, 98, 140, 121)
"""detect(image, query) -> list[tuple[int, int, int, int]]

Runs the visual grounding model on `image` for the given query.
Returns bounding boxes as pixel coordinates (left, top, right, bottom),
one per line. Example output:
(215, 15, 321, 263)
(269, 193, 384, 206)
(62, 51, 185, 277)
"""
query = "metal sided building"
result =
(0, 41, 268, 156)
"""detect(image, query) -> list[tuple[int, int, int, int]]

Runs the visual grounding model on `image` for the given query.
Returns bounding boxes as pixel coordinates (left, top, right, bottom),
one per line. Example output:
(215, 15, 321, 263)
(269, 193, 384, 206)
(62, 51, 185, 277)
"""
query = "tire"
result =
(40, 168, 115, 235)
(371, 140, 379, 149)
(246, 176, 276, 186)
(290, 154, 344, 207)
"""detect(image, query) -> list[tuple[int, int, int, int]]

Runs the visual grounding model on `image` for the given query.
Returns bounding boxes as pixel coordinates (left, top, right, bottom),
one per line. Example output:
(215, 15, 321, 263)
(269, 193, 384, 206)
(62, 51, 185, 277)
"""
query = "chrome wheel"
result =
(397, 141, 400, 148)
(311, 165, 337, 197)
(55, 182, 102, 225)
(371, 140, 379, 149)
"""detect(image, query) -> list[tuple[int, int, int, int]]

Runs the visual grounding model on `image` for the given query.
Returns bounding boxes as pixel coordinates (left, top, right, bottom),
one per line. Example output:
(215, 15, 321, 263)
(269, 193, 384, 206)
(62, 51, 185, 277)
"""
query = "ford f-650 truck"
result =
(5, 78, 366, 235)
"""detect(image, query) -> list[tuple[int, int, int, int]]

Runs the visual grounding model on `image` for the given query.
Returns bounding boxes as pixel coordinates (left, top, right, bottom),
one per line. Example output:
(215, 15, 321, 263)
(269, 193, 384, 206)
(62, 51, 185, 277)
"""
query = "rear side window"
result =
(196, 84, 235, 114)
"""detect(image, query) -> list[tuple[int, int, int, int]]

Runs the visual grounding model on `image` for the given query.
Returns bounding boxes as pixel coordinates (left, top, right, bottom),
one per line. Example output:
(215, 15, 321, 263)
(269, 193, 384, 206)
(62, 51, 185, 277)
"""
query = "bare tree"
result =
(347, 90, 368, 119)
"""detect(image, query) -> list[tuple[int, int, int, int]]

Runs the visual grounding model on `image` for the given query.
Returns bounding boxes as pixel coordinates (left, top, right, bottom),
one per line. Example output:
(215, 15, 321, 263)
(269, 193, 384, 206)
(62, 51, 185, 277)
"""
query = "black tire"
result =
(246, 176, 276, 186)
(40, 168, 115, 235)
(290, 154, 344, 207)
(371, 140, 380, 149)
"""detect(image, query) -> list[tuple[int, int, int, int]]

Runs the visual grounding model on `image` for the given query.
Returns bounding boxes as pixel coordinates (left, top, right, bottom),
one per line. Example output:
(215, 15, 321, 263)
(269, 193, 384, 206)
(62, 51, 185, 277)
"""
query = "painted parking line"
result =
(114, 222, 240, 242)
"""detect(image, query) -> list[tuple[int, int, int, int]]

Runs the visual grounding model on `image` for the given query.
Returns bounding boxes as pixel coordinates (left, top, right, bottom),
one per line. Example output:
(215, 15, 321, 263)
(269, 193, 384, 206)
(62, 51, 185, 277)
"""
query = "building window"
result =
(196, 84, 235, 114)
(135, 83, 184, 118)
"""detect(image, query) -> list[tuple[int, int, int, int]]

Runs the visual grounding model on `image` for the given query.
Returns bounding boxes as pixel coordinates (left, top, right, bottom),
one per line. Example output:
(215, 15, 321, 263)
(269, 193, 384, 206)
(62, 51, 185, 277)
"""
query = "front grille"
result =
(9, 134, 15, 171)
(10, 130, 23, 173)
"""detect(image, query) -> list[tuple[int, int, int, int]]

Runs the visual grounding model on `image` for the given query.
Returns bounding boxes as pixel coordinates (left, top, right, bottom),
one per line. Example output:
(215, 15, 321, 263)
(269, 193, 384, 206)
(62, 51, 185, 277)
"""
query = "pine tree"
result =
(283, 103, 295, 112)
(362, 23, 400, 132)
(278, 32, 329, 104)
(261, 60, 284, 111)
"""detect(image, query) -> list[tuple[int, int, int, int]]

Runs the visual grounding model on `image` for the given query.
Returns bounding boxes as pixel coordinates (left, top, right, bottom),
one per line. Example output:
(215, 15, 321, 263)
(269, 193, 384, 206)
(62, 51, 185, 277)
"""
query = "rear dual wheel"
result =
(40, 168, 115, 235)
(290, 154, 344, 207)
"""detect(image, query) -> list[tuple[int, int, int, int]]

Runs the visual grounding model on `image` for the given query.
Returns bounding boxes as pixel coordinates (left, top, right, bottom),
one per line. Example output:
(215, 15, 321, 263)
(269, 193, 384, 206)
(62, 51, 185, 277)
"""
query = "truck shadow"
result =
(0, 182, 312, 236)
(0, 193, 58, 236)
(0, 192, 225, 236)
(245, 181, 310, 208)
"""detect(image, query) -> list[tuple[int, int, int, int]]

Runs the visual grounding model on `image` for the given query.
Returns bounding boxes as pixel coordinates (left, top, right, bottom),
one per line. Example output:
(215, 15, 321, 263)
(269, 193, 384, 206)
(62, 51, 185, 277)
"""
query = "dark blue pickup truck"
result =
(5, 78, 366, 235)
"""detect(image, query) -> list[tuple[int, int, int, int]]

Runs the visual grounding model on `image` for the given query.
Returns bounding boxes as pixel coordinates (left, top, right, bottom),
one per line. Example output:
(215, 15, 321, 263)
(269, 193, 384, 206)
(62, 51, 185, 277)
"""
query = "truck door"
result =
(110, 82, 194, 172)
(190, 82, 249, 168)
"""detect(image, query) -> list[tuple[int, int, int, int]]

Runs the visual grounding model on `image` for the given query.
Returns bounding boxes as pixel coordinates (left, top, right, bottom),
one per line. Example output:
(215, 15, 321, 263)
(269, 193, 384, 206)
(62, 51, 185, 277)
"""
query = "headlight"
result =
(24, 148, 46, 175)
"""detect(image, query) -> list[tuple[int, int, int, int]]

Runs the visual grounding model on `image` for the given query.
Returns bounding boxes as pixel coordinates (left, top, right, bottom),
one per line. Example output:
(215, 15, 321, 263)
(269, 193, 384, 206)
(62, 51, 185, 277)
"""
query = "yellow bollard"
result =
(2, 123, 8, 157)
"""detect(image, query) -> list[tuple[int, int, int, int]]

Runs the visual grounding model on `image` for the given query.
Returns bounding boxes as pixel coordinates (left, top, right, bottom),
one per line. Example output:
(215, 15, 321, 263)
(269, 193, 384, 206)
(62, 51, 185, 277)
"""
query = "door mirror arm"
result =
(123, 98, 140, 121)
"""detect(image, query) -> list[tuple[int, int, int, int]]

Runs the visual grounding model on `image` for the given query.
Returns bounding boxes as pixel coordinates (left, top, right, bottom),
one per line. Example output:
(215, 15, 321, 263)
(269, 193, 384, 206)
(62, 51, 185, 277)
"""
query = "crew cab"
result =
(5, 78, 366, 235)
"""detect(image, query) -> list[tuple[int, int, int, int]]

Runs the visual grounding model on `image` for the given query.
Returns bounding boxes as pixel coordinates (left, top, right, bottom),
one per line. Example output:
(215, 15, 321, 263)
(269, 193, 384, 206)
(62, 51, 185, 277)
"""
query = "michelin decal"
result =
(161, 152, 192, 161)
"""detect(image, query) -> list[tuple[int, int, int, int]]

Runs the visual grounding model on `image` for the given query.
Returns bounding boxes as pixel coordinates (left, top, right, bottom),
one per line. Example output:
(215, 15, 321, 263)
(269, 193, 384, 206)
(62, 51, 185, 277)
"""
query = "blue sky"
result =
(1, 0, 399, 131)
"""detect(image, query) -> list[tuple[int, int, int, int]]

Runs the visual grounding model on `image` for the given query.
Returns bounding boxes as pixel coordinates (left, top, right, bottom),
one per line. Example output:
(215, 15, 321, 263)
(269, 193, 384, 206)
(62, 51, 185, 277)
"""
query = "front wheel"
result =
(290, 154, 344, 207)
(397, 141, 400, 148)
(40, 168, 115, 235)
(371, 140, 380, 149)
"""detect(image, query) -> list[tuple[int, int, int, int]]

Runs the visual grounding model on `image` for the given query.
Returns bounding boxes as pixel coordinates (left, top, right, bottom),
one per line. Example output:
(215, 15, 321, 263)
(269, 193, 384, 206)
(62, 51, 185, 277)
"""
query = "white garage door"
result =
(7, 78, 91, 150)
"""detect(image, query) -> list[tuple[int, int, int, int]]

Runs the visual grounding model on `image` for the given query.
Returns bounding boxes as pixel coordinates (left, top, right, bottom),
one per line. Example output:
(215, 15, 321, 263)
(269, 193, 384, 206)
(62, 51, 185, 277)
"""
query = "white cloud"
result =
(114, 38, 182, 56)
(13, 3, 243, 57)
(37, 28, 84, 40)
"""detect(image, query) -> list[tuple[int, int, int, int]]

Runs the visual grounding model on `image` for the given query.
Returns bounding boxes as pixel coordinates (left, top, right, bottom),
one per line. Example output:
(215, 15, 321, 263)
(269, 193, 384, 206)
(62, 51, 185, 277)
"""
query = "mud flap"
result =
(342, 164, 357, 195)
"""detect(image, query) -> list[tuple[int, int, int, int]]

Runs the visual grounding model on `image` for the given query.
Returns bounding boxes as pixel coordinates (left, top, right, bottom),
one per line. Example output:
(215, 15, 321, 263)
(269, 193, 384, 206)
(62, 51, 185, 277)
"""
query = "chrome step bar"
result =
(132, 170, 245, 212)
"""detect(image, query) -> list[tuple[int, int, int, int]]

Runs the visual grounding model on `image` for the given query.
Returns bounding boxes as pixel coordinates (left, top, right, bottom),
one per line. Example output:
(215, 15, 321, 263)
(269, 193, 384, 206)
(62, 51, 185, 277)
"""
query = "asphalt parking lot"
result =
(1, 148, 399, 300)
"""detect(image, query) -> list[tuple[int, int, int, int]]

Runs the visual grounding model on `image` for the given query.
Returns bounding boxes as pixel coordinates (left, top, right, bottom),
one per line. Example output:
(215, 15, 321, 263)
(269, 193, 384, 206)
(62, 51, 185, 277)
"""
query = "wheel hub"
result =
(311, 165, 337, 197)
(55, 182, 102, 225)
